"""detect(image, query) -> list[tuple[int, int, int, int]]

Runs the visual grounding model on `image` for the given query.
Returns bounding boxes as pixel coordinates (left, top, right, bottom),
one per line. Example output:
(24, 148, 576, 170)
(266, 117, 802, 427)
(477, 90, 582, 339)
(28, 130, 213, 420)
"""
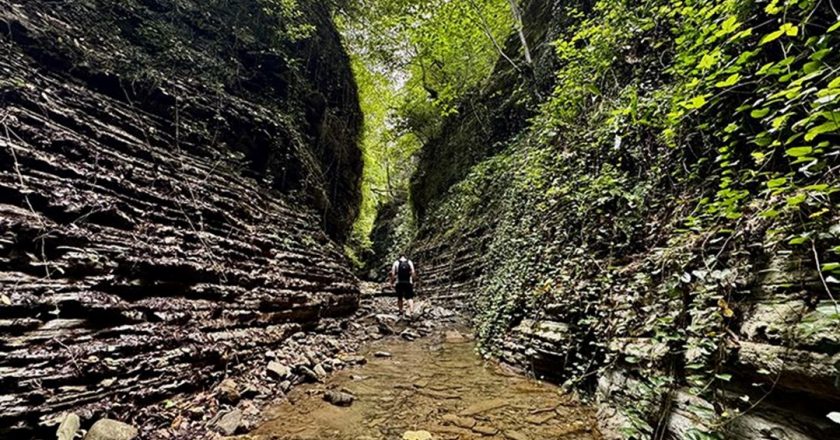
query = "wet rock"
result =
(472, 424, 499, 435)
(267, 361, 291, 380)
(279, 380, 292, 392)
(299, 366, 322, 382)
(459, 398, 510, 416)
(442, 414, 476, 428)
(418, 389, 461, 399)
(400, 329, 420, 341)
(313, 363, 328, 378)
(504, 430, 530, 440)
(85, 419, 138, 440)
(444, 330, 466, 343)
(338, 354, 367, 365)
(56, 413, 80, 440)
(374, 351, 392, 358)
(217, 378, 240, 404)
(323, 390, 355, 406)
(379, 322, 396, 335)
(241, 385, 260, 399)
(215, 409, 242, 435)
(402, 430, 432, 440)
(375, 313, 400, 323)
(525, 412, 555, 424)
(304, 349, 319, 365)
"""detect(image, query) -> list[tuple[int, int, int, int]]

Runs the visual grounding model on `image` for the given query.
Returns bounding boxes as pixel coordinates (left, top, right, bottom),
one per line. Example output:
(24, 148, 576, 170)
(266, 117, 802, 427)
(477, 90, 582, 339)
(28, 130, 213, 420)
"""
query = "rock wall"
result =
(0, 0, 361, 436)
(405, 0, 840, 439)
(408, 0, 575, 299)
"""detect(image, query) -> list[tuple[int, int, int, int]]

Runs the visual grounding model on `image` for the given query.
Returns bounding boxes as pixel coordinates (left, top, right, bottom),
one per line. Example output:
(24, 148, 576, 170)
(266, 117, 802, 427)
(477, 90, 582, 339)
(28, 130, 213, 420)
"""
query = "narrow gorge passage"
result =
(2, 0, 840, 439)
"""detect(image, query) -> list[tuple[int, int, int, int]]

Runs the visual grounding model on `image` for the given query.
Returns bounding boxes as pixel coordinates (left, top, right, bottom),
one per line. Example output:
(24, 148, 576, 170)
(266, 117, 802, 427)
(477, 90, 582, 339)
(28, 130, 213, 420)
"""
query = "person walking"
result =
(389, 253, 416, 316)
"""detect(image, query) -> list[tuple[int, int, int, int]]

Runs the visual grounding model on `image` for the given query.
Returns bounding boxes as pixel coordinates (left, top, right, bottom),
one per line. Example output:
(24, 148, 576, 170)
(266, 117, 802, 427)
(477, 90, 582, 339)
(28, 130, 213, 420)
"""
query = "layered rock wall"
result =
(405, 1, 840, 439)
(0, 0, 361, 436)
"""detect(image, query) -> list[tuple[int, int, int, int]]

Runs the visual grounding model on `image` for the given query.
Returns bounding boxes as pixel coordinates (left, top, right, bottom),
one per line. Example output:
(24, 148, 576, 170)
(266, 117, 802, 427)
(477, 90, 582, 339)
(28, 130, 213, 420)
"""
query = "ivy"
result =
(409, 0, 839, 438)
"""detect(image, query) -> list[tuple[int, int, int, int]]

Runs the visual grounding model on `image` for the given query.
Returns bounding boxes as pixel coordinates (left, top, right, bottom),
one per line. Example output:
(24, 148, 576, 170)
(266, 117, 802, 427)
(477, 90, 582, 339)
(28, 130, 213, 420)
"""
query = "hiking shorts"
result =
(395, 282, 414, 300)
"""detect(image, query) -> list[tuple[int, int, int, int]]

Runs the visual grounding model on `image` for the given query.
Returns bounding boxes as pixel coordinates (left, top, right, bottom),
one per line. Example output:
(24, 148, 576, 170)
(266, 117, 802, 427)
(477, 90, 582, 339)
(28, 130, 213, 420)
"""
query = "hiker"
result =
(389, 254, 416, 316)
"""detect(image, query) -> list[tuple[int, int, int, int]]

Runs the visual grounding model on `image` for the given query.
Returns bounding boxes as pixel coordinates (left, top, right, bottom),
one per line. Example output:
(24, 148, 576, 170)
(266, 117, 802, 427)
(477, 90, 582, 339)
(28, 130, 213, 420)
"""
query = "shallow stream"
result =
(241, 327, 600, 440)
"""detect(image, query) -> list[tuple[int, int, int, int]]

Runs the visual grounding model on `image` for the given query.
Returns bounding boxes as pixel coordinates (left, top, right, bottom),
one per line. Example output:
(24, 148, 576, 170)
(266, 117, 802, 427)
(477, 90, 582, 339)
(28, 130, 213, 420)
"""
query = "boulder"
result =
(323, 390, 355, 406)
(56, 413, 80, 440)
(214, 409, 242, 436)
(299, 366, 322, 382)
(217, 378, 240, 404)
(401, 329, 420, 341)
(84, 419, 138, 440)
(313, 363, 328, 378)
(267, 361, 291, 380)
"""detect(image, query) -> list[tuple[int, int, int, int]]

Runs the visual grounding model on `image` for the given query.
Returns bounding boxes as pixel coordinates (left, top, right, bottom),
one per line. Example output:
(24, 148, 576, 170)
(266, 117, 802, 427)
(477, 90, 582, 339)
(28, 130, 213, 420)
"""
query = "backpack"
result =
(396, 260, 412, 284)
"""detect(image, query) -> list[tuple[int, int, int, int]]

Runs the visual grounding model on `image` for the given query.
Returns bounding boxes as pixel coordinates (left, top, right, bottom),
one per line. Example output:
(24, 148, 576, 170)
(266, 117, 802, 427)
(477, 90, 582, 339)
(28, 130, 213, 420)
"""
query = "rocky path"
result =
(43, 284, 599, 440)
(228, 295, 600, 440)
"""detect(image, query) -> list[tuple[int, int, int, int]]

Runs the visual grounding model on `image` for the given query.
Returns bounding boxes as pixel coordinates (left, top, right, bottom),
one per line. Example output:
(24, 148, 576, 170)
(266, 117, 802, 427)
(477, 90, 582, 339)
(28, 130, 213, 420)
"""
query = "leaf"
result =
(828, 20, 840, 33)
(805, 121, 839, 141)
(802, 61, 822, 74)
(682, 95, 707, 109)
(785, 146, 813, 157)
(786, 193, 807, 206)
(760, 23, 798, 45)
(810, 48, 832, 61)
(767, 177, 787, 188)
(789, 236, 809, 245)
(821, 263, 840, 272)
(698, 52, 718, 70)
(715, 73, 740, 88)
(715, 373, 732, 381)
(720, 16, 740, 34)
(760, 29, 785, 45)
(751, 107, 770, 118)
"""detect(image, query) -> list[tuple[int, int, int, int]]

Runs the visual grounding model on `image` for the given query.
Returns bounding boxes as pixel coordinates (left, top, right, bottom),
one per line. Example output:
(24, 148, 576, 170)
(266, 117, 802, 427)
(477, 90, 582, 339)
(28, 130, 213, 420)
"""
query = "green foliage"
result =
(339, 0, 516, 259)
(414, 0, 839, 437)
(258, 0, 316, 41)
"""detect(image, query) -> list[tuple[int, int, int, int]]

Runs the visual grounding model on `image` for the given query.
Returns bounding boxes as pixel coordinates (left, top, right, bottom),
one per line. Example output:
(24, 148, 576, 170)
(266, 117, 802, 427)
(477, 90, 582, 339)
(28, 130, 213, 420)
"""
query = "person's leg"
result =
(396, 284, 404, 315)
(406, 284, 415, 316)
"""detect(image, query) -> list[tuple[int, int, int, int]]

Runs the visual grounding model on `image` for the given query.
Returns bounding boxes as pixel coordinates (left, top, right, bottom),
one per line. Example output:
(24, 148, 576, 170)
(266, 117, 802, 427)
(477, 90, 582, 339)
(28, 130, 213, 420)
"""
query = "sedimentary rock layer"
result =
(0, 0, 361, 436)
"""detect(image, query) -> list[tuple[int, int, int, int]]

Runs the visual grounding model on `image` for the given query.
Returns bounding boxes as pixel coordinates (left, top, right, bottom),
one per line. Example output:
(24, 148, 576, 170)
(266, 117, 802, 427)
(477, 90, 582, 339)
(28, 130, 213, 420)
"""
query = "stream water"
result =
(240, 327, 600, 440)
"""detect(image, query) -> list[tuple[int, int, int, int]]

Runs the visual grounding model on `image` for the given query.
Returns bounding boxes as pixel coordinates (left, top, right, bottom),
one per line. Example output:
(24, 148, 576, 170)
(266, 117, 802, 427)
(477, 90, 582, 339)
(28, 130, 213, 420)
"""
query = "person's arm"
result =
(388, 262, 396, 286)
(409, 261, 417, 281)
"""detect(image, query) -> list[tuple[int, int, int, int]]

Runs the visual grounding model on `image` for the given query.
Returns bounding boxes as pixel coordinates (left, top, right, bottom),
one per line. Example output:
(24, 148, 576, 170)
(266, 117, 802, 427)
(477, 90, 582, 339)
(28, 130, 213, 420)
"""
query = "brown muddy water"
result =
(237, 328, 601, 440)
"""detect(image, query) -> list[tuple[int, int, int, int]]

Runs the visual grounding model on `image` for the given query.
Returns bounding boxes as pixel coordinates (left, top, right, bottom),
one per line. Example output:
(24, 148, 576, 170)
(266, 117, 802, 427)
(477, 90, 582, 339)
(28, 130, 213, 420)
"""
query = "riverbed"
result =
(240, 327, 600, 440)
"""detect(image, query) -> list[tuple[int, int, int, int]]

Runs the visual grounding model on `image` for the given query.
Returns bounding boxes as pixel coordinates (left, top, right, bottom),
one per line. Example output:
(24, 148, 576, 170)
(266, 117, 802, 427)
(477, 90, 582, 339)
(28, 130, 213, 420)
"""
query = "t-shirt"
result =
(392, 258, 415, 284)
